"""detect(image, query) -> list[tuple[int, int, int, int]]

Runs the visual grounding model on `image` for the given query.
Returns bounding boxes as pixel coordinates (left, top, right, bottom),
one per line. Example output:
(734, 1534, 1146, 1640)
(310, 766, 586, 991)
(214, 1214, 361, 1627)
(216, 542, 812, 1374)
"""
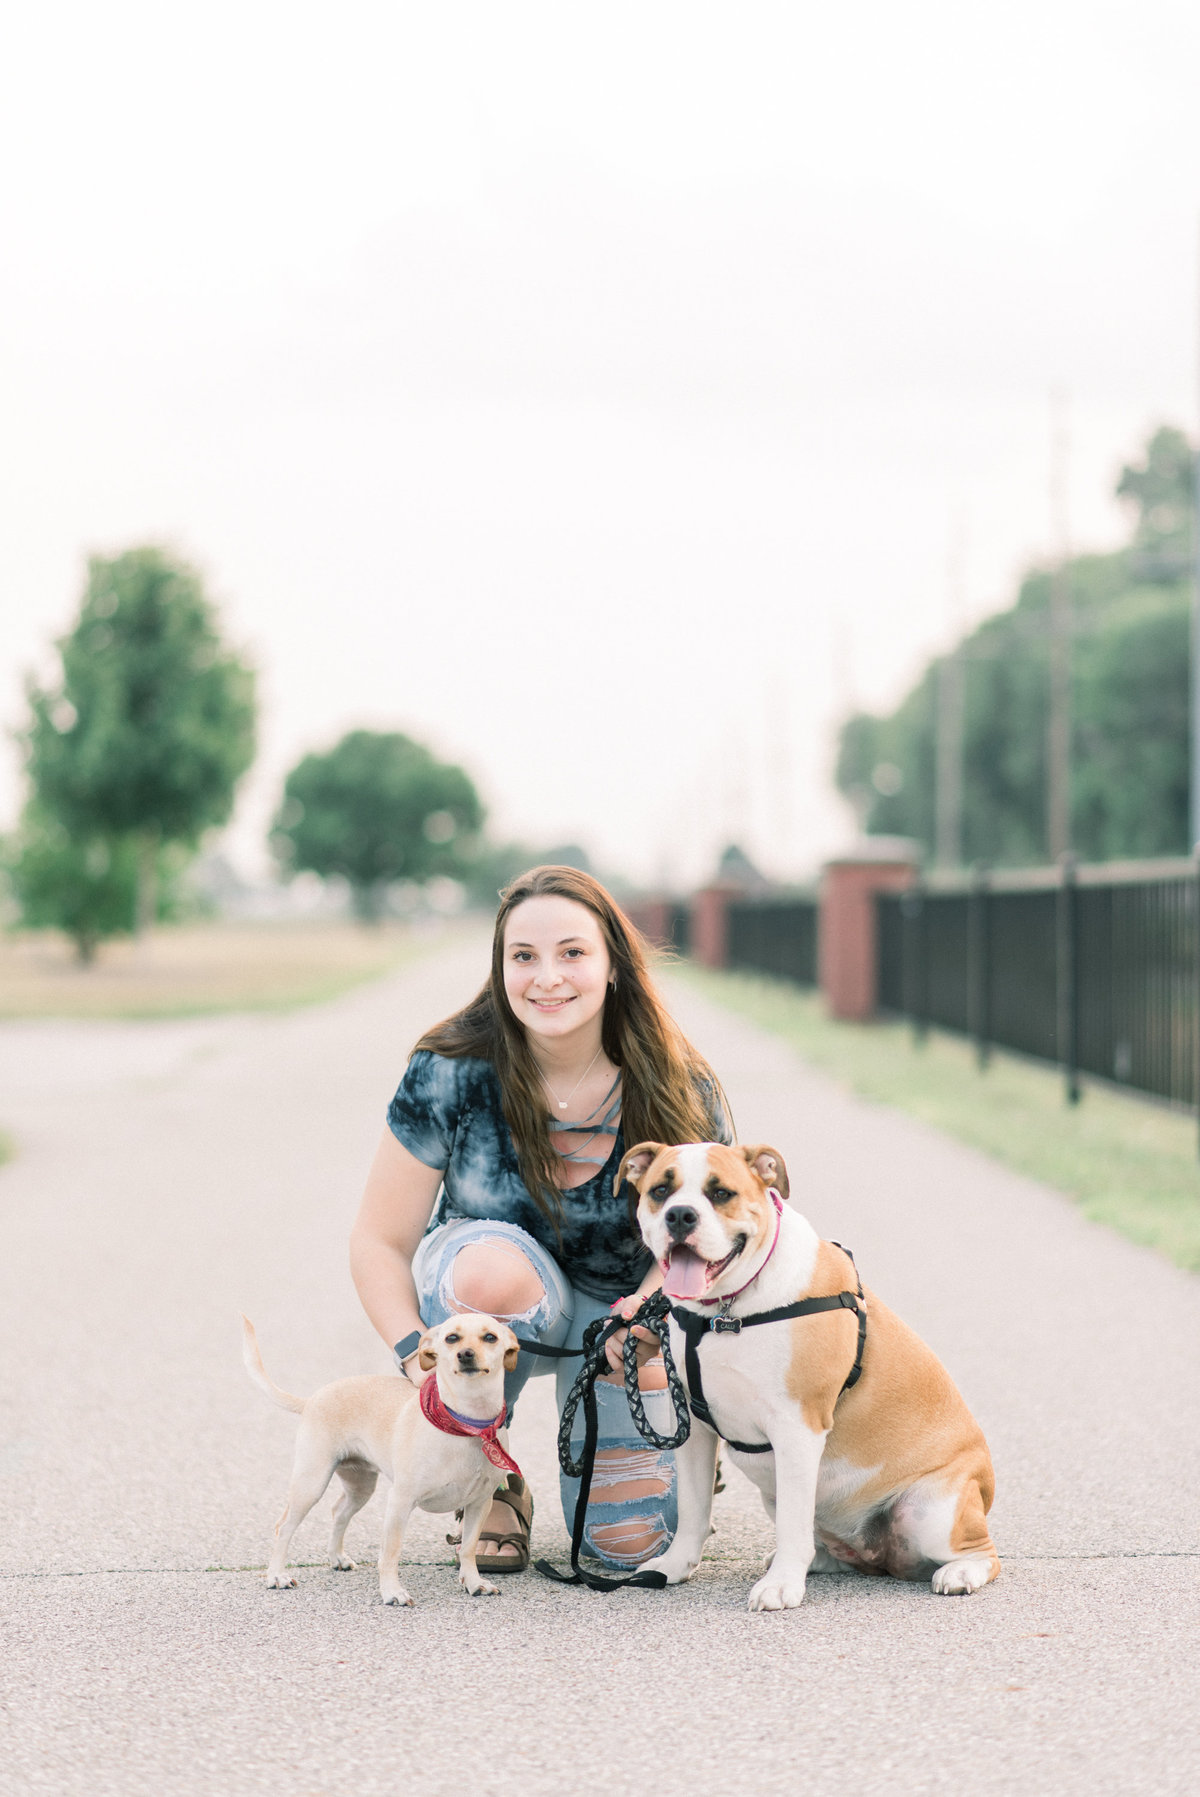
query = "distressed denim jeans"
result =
(412, 1216, 678, 1568)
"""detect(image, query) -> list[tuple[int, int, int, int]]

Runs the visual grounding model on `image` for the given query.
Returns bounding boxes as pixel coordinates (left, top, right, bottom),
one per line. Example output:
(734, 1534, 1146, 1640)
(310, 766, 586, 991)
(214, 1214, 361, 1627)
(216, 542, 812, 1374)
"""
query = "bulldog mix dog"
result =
(621, 1141, 999, 1612)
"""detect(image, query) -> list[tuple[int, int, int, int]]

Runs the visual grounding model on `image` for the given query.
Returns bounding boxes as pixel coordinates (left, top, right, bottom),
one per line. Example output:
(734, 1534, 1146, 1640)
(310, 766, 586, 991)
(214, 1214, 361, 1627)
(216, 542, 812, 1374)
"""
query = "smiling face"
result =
(622, 1142, 790, 1303)
(501, 893, 613, 1047)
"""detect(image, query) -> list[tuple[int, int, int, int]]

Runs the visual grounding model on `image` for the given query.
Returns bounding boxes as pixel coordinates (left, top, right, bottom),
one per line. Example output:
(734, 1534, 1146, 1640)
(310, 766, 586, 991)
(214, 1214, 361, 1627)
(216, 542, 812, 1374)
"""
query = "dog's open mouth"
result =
(661, 1236, 747, 1300)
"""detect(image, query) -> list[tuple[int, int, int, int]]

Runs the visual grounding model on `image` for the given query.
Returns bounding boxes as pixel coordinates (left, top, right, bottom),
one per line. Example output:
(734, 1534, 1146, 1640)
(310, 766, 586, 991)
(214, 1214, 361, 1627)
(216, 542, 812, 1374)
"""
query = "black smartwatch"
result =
(394, 1330, 422, 1378)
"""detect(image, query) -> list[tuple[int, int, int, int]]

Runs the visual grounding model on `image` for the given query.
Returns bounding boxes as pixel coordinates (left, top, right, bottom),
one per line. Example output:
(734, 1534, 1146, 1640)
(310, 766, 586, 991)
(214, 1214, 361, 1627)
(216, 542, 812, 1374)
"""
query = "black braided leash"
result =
(534, 1293, 691, 1591)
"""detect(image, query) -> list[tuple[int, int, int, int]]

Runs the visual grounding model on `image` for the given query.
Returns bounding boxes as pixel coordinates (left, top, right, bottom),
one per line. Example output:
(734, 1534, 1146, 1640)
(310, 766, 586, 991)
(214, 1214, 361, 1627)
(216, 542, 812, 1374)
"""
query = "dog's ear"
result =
(620, 1142, 666, 1191)
(739, 1143, 789, 1201)
(417, 1330, 438, 1371)
(502, 1325, 521, 1372)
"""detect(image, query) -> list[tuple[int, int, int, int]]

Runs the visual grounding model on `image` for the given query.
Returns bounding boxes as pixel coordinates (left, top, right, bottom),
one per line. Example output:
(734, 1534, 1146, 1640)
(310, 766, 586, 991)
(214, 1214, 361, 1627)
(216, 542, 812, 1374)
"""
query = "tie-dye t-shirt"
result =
(387, 1049, 728, 1302)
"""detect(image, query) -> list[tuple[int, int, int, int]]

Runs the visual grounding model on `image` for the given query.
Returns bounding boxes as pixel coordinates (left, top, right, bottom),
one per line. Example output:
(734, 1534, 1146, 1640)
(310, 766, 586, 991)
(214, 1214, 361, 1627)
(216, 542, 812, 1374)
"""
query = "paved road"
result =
(2, 932, 1198, 1797)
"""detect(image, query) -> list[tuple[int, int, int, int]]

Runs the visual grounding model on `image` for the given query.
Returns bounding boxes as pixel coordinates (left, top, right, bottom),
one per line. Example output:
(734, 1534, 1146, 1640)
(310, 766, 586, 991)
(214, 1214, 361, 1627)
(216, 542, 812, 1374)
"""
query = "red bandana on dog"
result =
(419, 1379, 521, 1479)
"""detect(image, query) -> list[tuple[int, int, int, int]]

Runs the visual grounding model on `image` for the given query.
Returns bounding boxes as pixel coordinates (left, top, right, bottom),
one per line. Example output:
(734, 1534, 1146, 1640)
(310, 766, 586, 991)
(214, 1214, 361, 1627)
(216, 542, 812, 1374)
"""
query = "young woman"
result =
(350, 864, 730, 1571)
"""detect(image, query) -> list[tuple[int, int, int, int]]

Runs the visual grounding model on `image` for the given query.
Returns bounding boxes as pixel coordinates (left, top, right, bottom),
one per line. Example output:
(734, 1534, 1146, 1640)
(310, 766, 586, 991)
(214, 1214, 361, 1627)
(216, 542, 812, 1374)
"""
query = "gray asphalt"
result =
(2, 932, 1198, 1796)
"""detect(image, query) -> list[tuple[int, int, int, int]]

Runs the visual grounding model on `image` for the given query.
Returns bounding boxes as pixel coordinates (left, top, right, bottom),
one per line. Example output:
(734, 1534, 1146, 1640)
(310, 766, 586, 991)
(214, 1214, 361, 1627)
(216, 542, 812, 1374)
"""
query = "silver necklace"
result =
(542, 1044, 604, 1113)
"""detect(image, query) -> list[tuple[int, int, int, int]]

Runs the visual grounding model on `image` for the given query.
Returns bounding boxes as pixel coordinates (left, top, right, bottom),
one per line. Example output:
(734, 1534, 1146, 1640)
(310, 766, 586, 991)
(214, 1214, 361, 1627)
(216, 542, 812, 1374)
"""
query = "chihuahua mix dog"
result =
(242, 1312, 520, 1606)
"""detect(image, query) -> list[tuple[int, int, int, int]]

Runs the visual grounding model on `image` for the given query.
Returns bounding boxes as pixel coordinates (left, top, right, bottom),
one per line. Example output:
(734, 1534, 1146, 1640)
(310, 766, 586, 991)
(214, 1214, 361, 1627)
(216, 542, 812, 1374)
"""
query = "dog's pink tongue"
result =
(664, 1245, 708, 1299)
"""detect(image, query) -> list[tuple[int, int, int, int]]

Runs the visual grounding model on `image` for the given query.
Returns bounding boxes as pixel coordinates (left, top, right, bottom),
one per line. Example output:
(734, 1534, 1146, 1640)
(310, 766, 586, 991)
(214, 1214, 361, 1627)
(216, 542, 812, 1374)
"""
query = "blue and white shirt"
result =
(387, 1049, 728, 1301)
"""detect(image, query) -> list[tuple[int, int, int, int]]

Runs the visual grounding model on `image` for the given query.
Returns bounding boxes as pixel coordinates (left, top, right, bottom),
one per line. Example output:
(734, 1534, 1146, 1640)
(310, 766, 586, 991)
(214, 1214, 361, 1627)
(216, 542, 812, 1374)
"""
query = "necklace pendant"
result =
(558, 1101, 568, 1110)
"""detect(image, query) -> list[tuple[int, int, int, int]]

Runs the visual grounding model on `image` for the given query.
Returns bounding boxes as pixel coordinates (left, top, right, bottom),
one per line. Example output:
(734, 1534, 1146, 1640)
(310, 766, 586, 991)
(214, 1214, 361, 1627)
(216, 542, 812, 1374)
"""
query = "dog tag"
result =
(712, 1315, 742, 1334)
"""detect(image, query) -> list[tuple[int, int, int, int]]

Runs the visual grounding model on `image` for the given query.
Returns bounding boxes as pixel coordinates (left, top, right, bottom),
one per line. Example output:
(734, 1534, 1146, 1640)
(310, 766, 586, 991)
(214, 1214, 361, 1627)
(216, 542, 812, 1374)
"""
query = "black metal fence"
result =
(877, 858, 1200, 1109)
(726, 894, 819, 987)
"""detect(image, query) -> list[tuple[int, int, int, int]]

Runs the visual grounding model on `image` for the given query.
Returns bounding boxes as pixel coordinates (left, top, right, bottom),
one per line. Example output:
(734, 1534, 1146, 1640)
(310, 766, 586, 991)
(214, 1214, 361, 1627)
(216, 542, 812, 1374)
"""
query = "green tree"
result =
(1115, 424, 1195, 576)
(836, 425, 1194, 866)
(272, 729, 484, 919)
(1073, 591, 1189, 858)
(24, 547, 256, 936)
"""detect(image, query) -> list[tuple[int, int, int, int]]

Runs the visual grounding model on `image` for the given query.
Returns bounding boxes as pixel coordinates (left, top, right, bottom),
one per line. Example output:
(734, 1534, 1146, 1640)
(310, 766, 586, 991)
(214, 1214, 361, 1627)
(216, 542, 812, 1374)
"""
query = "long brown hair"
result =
(415, 865, 730, 1229)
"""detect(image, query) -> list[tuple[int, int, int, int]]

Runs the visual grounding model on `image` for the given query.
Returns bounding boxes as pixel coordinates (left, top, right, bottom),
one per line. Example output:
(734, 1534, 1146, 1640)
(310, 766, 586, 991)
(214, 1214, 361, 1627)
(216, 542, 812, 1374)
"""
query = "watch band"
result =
(394, 1329, 422, 1375)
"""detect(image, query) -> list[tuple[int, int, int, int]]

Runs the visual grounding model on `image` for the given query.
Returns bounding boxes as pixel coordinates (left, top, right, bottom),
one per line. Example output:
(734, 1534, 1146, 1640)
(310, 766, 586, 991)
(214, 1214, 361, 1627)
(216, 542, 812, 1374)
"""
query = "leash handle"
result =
(619, 1295, 691, 1451)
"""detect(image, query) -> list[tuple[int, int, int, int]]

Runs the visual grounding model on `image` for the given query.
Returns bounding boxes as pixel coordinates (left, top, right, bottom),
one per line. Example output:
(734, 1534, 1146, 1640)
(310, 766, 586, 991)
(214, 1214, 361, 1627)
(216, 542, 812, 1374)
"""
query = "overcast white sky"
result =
(2, 1, 1198, 887)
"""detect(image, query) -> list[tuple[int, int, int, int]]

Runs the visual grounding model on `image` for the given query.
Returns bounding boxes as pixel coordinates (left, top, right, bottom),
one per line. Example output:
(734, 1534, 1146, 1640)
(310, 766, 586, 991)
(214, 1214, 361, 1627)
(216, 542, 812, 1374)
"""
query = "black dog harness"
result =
(668, 1244, 867, 1455)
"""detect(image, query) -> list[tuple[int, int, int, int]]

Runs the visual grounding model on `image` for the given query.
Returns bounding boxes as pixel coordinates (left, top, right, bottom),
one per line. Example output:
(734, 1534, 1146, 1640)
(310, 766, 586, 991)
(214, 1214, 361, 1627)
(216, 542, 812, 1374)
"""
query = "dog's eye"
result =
(482, 1332, 498, 1343)
(650, 1183, 672, 1200)
(445, 1333, 460, 1344)
(711, 1188, 734, 1204)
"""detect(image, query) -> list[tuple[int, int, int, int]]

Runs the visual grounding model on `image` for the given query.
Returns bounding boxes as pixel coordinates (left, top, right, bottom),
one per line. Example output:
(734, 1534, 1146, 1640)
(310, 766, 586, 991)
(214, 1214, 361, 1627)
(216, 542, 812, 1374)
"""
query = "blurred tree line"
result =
(4, 545, 589, 958)
(837, 426, 1194, 865)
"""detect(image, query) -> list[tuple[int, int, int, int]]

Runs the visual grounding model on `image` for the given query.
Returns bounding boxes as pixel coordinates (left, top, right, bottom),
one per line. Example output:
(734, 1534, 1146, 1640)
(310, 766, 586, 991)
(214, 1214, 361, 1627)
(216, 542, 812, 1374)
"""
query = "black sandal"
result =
(446, 1474, 533, 1575)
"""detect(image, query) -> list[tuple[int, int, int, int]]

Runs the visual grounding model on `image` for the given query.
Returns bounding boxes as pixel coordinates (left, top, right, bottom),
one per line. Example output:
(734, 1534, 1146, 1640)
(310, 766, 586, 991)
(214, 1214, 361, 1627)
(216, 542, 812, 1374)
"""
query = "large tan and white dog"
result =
(242, 1313, 520, 1606)
(621, 1141, 999, 1612)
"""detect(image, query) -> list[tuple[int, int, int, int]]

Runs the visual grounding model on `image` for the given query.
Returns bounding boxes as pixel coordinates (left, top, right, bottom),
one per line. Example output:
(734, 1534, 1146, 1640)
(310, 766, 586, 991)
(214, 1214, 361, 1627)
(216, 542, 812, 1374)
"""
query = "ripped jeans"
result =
(412, 1217, 677, 1569)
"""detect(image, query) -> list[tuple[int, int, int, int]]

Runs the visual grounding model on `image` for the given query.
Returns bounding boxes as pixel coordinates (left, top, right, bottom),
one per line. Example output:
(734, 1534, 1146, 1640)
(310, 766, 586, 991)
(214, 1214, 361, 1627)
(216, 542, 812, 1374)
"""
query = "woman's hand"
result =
(603, 1293, 660, 1375)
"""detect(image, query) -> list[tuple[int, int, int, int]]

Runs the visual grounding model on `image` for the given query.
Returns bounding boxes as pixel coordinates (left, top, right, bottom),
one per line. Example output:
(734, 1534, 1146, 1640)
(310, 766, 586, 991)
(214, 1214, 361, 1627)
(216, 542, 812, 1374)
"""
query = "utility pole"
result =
(1047, 392, 1073, 861)
(935, 513, 967, 868)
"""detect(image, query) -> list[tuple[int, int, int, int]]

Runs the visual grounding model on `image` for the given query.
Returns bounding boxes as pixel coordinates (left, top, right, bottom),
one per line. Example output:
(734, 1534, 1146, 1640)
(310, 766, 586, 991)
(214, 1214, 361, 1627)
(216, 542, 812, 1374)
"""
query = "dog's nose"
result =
(664, 1205, 699, 1241)
(457, 1348, 477, 1364)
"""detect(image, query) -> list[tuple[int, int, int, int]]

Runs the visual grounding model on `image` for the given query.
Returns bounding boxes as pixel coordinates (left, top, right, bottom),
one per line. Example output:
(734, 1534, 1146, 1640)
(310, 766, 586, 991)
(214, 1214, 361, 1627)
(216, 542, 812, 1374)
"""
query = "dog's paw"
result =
(461, 1574, 500, 1597)
(747, 1573, 807, 1611)
(330, 1555, 356, 1572)
(638, 1551, 698, 1586)
(380, 1586, 415, 1607)
(931, 1557, 993, 1596)
(264, 1572, 297, 1589)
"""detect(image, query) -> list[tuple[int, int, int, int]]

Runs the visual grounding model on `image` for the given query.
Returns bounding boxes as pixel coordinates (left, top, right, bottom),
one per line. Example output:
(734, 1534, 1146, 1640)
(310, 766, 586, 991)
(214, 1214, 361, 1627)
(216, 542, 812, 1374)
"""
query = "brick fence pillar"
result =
(819, 843, 918, 1020)
(689, 886, 731, 968)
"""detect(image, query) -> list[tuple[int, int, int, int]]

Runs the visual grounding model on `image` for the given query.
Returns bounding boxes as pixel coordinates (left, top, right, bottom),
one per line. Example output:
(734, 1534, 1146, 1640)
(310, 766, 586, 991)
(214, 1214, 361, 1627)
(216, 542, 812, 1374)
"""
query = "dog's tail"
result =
(240, 1315, 306, 1413)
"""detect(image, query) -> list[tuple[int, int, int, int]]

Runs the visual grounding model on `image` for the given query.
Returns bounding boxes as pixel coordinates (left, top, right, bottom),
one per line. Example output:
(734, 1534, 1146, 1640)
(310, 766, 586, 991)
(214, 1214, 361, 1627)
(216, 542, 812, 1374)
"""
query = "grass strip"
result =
(677, 964, 1200, 1274)
(0, 920, 445, 1021)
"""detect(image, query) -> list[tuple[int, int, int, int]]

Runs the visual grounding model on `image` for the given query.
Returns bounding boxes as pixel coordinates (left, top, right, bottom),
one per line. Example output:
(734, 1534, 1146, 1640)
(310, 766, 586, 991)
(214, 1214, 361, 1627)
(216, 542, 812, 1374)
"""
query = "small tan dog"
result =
(242, 1312, 520, 1606)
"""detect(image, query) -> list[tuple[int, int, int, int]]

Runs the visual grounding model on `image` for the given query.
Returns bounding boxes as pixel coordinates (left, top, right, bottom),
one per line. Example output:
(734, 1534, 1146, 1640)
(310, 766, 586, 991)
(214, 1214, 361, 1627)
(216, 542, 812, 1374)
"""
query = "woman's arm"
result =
(349, 1129, 444, 1361)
